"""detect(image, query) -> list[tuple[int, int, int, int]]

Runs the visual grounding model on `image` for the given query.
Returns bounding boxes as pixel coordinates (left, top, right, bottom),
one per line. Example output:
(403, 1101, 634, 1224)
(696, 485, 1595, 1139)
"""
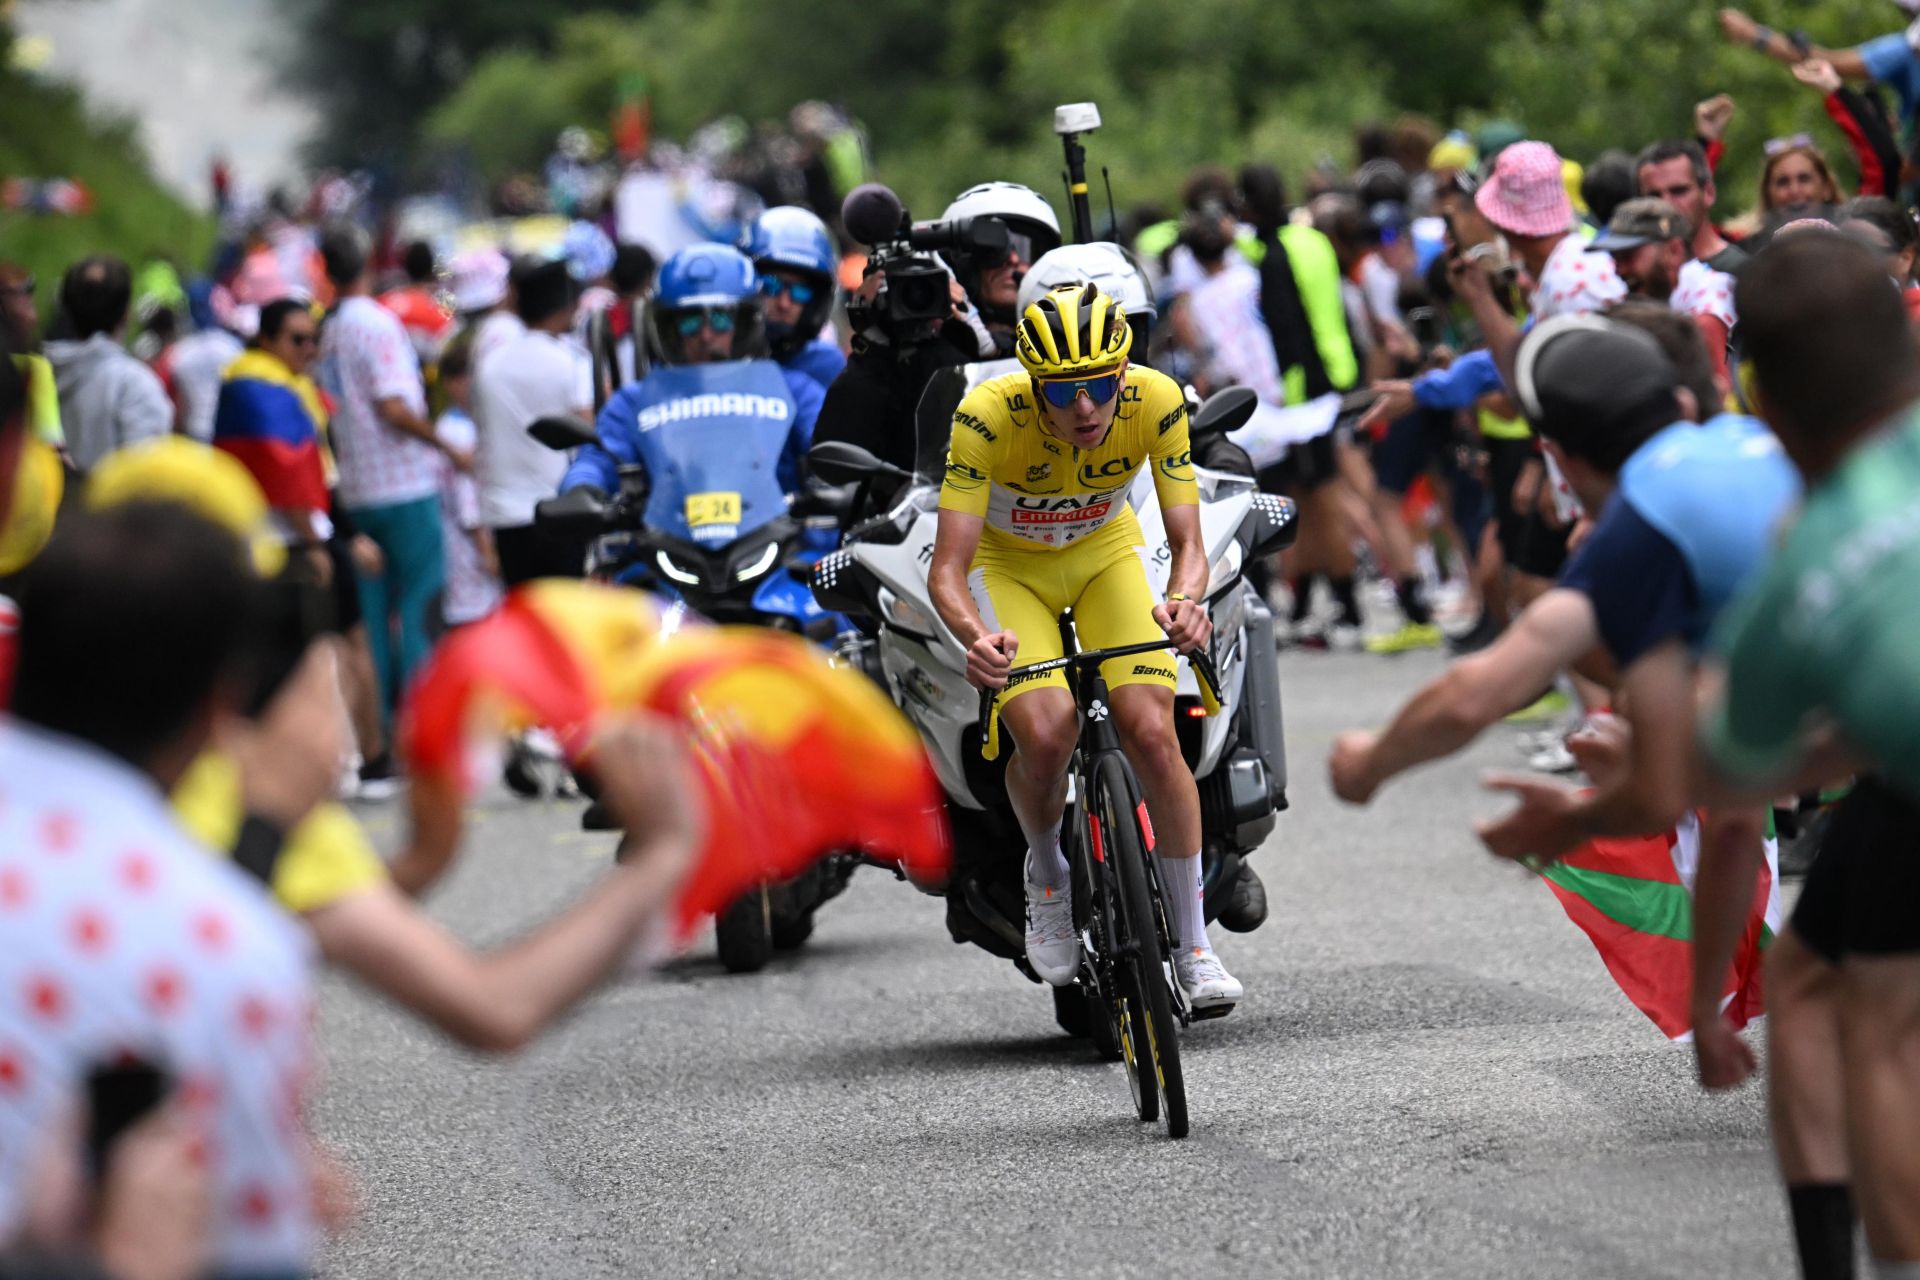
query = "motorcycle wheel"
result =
(716, 886, 774, 973)
(770, 878, 816, 951)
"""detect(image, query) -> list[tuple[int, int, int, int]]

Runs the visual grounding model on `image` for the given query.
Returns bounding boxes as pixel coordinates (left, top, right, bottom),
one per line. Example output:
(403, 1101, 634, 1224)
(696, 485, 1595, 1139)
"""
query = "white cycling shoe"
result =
(1174, 946, 1244, 1013)
(1024, 863, 1082, 987)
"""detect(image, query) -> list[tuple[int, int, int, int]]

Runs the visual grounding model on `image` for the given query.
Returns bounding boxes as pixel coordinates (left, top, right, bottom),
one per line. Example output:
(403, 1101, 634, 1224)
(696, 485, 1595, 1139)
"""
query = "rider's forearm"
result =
(1167, 540, 1209, 603)
(1688, 807, 1767, 1028)
(930, 560, 988, 647)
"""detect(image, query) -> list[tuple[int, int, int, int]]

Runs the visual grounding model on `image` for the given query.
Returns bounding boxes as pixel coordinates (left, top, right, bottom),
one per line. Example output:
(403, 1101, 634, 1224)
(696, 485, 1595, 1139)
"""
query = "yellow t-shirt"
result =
(172, 751, 387, 915)
(938, 366, 1196, 552)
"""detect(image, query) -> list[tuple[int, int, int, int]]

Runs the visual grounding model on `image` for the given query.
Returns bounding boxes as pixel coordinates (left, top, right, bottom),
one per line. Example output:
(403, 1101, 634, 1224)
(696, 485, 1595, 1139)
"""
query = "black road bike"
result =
(978, 637, 1227, 1139)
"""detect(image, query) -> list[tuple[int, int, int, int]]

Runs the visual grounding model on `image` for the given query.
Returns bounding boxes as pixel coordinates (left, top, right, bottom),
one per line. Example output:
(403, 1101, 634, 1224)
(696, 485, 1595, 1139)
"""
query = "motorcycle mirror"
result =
(807, 440, 911, 486)
(528, 416, 600, 452)
(790, 481, 858, 521)
(1190, 386, 1258, 438)
(533, 486, 615, 535)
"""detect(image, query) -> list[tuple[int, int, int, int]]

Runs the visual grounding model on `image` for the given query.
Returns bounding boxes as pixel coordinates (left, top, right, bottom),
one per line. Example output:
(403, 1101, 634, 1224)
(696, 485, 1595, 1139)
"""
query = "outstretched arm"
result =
(1329, 589, 1598, 804)
(307, 718, 701, 1053)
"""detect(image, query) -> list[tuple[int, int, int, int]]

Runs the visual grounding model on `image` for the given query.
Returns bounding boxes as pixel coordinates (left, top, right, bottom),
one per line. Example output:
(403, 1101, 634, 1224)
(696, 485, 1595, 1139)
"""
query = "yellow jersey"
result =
(172, 751, 388, 915)
(938, 366, 1197, 552)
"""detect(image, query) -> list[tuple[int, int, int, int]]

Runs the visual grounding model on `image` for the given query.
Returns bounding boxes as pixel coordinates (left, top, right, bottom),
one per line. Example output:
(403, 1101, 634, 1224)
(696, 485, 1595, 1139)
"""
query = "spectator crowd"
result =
(9, 11, 1920, 1274)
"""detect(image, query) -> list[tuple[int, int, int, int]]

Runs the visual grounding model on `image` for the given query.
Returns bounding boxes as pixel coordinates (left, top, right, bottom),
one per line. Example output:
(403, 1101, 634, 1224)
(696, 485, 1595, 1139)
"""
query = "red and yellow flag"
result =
(402, 581, 950, 935)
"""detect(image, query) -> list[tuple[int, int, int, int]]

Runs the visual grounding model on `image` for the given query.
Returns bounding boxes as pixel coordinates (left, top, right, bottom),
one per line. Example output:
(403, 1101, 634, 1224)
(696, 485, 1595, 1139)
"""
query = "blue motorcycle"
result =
(532, 361, 857, 972)
(533, 363, 849, 638)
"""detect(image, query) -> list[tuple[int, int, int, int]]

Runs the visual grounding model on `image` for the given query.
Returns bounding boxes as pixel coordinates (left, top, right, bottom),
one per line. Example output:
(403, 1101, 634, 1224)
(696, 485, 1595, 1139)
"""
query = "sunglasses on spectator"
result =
(1763, 133, 1816, 157)
(0, 278, 32, 296)
(758, 275, 818, 306)
(670, 308, 736, 337)
(285, 331, 317, 347)
(1035, 368, 1123, 409)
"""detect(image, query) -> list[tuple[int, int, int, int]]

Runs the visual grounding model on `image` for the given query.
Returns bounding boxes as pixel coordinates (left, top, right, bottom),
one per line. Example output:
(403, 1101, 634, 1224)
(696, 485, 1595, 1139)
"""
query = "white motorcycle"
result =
(808, 372, 1296, 1035)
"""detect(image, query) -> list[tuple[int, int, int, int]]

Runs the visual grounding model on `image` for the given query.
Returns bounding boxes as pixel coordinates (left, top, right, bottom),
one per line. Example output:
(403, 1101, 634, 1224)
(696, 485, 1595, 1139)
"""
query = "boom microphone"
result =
(842, 183, 907, 248)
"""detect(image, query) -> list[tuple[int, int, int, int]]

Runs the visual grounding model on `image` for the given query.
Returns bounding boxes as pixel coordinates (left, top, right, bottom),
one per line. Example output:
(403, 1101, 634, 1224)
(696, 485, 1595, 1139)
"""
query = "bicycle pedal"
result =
(1189, 1002, 1236, 1021)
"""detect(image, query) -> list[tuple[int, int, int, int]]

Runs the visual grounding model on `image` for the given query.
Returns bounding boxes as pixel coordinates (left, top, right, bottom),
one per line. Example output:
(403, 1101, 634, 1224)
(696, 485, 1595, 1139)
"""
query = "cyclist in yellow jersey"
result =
(931, 281, 1242, 1011)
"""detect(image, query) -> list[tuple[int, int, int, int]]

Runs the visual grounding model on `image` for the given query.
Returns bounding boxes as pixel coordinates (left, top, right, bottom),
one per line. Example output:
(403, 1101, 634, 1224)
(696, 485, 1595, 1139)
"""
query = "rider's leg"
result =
(1110, 682, 1205, 950)
(997, 687, 1080, 890)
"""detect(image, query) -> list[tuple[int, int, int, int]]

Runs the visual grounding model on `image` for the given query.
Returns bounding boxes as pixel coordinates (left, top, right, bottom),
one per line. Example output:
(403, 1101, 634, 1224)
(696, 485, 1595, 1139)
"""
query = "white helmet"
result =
(1017, 241, 1156, 320)
(940, 181, 1062, 243)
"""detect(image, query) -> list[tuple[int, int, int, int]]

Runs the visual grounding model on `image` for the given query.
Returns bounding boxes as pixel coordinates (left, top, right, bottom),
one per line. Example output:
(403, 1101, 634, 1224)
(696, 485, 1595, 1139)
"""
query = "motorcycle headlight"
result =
(876, 584, 937, 637)
(733, 541, 781, 582)
(655, 549, 702, 586)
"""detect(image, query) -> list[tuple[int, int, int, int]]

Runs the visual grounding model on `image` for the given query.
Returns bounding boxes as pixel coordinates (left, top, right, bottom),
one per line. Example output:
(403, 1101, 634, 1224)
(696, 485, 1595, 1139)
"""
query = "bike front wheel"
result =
(1093, 755, 1188, 1138)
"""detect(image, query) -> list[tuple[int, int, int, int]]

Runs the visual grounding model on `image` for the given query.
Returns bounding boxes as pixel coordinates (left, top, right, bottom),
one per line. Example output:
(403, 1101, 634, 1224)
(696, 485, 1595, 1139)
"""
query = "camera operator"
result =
(937, 181, 1061, 357)
(814, 181, 1059, 475)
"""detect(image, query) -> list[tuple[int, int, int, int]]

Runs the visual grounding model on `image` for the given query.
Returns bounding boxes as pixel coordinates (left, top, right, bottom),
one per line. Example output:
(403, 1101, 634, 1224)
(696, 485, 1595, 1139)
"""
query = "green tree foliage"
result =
(289, 0, 632, 174)
(1495, 0, 1897, 216)
(0, 31, 212, 322)
(395, 0, 1913, 218)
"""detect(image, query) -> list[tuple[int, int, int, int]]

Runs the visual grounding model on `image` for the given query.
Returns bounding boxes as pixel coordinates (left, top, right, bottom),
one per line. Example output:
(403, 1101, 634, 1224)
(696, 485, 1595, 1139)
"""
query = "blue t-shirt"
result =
(1555, 414, 1801, 667)
(1557, 500, 1696, 668)
(1859, 28, 1920, 124)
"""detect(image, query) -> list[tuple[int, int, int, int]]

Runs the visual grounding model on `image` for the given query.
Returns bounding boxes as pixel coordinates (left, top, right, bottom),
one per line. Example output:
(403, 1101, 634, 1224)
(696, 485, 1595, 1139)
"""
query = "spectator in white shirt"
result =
(314, 226, 457, 740)
(474, 259, 593, 585)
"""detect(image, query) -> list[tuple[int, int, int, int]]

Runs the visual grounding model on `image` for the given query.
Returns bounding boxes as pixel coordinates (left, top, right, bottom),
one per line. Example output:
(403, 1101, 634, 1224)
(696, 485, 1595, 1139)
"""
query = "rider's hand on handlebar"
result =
(1154, 598, 1212, 654)
(965, 631, 1018, 690)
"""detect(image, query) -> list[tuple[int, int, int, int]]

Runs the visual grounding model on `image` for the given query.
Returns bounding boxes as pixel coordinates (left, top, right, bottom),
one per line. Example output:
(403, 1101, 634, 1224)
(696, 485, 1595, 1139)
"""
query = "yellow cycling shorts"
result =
(967, 516, 1176, 704)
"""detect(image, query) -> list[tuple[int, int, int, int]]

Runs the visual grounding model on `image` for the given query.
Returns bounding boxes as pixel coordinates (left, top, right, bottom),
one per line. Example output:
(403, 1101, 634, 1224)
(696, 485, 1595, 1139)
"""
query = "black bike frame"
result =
(975, 639, 1223, 760)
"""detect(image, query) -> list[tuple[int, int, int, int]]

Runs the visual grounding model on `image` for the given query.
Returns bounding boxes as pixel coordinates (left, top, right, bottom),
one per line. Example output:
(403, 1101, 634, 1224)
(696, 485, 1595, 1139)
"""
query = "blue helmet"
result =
(744, 206, 837, 279)
(654, 243, 758, 309)
(648, 243, 764, 365)
(742, 207, 837, 360)
(561, 220, 616, 283)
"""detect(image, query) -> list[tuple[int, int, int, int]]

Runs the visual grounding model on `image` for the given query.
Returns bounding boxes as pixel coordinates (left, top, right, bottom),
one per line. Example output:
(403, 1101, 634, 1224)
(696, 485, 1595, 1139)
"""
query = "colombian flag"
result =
(212, 349, 330, 513)
(402, 580, 951, 936)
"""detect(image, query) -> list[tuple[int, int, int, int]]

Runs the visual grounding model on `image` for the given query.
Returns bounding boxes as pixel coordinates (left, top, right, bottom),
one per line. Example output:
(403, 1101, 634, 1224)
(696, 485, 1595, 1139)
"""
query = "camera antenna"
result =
(1102, 166, 1117, 239)
(1052, 102, 1102, 245)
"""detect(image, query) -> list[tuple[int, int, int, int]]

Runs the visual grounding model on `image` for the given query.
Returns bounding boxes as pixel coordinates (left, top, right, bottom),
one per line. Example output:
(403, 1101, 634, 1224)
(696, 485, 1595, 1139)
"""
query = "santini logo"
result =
(639, 393, 791, 432)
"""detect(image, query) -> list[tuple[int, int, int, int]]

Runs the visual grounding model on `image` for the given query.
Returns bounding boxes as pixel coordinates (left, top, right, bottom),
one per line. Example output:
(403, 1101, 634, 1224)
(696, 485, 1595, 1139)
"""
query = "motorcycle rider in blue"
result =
(561, 243, 823, 504)
(743, 206, 846, 394)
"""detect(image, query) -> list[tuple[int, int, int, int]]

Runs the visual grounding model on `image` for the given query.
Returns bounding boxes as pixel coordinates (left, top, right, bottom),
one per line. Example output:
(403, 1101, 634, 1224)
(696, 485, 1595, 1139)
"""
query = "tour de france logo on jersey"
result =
(1026, 463, 1051, 484)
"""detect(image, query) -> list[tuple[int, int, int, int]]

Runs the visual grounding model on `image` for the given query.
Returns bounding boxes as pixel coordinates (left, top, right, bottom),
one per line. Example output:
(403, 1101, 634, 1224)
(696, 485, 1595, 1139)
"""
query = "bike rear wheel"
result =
(1094, 756, 1188, 1138)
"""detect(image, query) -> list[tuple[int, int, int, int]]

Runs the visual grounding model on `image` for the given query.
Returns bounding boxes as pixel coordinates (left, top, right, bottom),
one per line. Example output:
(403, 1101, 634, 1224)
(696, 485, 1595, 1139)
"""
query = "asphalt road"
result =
(316, 647, 1791, 1279)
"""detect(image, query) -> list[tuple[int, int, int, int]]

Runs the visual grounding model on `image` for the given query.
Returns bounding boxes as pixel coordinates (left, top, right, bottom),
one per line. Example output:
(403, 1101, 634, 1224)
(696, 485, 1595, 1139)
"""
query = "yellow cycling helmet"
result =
(1015, 281, 1130, 378)
(86, 438, 286, 576)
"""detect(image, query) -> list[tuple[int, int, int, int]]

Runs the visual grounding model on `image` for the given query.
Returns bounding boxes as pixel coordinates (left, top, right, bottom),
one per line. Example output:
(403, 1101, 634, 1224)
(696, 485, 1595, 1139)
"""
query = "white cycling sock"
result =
(1159, 852, 1208, 952)
(1022, 818, 1068, 892)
